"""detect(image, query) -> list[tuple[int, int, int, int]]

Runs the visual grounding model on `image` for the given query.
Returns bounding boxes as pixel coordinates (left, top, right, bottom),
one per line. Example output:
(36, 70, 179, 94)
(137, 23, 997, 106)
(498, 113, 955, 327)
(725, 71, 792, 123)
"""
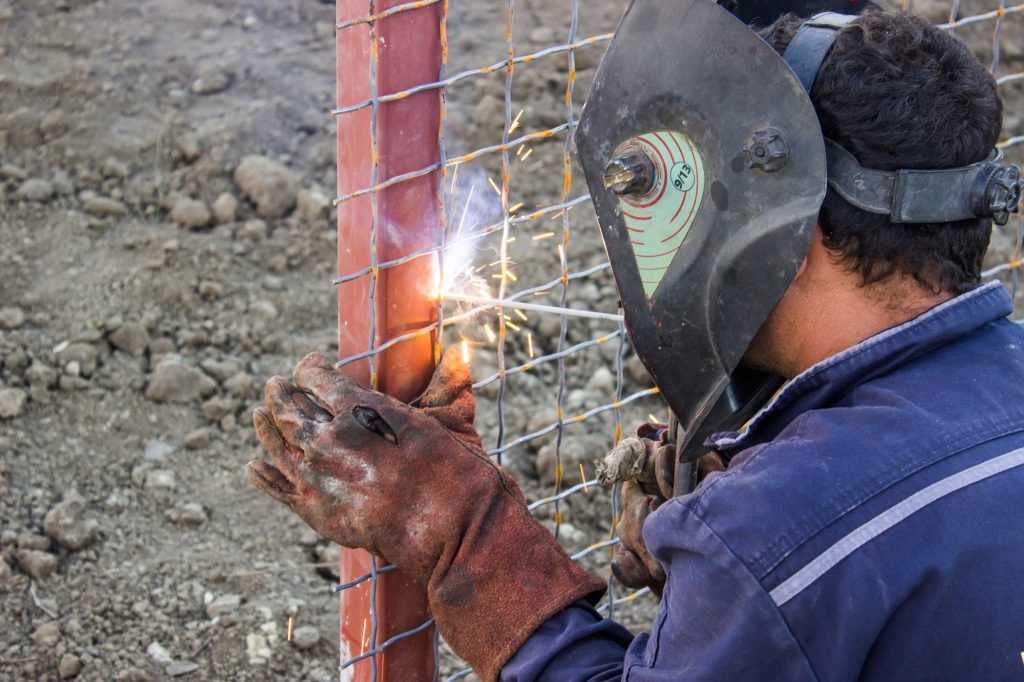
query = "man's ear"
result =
(415, 350, 480, 443)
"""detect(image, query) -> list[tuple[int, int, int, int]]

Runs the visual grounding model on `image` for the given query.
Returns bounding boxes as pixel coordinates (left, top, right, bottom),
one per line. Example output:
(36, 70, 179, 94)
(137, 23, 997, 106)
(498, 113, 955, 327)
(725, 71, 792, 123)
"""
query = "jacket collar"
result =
(709, 281, 1014, 456)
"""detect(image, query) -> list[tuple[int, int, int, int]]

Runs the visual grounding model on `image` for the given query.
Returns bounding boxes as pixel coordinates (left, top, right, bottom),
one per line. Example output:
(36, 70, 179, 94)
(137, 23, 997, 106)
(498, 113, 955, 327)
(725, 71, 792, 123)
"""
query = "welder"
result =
(245, 1, 1024, 679)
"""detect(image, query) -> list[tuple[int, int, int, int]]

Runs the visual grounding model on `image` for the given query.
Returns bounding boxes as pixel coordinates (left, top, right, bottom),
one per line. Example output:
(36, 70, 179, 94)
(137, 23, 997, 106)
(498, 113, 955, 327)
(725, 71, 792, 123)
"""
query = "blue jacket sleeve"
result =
(500, 601, 633, 681)
(501, 497, 817, 681)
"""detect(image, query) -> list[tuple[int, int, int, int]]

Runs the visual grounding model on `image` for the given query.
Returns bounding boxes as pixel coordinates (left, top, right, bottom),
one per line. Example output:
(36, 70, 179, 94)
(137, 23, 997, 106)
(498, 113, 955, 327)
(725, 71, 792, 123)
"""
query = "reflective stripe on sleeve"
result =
(770, 446, 1024, 607)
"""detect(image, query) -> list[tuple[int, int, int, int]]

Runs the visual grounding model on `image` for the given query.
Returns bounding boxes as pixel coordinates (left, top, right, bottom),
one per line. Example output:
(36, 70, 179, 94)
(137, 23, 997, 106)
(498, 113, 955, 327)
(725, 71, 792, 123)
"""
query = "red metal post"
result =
(336, 0, 442, 679)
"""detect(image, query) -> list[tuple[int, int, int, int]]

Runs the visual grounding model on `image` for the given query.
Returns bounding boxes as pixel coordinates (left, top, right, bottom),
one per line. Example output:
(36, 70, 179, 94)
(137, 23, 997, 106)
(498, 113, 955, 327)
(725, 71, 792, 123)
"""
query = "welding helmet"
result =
(576, 0, 1023, 493)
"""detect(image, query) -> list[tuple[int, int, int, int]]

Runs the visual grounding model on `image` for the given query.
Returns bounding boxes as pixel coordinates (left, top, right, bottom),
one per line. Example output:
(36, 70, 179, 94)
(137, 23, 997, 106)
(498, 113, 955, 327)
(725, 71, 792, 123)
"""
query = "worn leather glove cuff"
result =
(427, 491, 606, 682)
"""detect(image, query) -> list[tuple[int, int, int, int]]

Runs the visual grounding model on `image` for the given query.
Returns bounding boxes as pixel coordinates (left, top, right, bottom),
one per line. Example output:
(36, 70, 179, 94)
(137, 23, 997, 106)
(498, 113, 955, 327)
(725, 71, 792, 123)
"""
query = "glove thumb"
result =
(414, 350, 481, 446)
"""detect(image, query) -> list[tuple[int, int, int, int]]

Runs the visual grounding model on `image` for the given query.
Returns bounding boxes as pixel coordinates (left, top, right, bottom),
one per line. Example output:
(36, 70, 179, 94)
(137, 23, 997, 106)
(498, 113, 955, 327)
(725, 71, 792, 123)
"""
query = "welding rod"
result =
(443, 292, 625, 322)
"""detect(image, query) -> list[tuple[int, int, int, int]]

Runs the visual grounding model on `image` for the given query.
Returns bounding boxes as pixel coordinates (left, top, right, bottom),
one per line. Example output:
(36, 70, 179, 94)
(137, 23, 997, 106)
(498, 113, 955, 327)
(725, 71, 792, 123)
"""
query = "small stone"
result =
(178, 329, 208, 348)
(58, 652, 83, 679)
(472, 95, 504, 130)
(58, 375, 89, 391)
(0, 388, 27, 418)
(144, 469, 176, 491)
(197, 280, 224, 301)
(83, 196, 127, 217)
(211, 192, 237, 224)
(40, 111, 68, 139)
(170, 197, 211, 229)
(201, 395, 238, 421)
(246, 633, 271, 665)
(17, 532, 51, 550)
(102, 157, 130, 178)
(298, 528, 320, 547)
(26, 361, 58, 389)
(529, 26, 556, 43)
(18, 178, 54, 202)
(625, 354, 654, 387)
(33, 621, 61, 648)
(166, 661, 199, 677)
(584, 367, 616, 395)
(535, 436, 606, 487)
(146, 641, 173, 666)
(177, 133, 201, 162)
(145, 356, 217, 403)
(184, 427, 214, 450)
(44, 491, 100, 550)
(223, 372, 252, 397)
(199, 357, 242, 381)
(237, 218, 268, 242)
(51, 169, 74, 195)
(60, 342, 99, 377)
(148, 337, 177, 357)
(233, 155, 299, 218)
(250, 300, 278, 319)
(191, 65, 232, 94)
(104, 490, 131, 512)
(0, 163, 28, 180)
(206, 593, 241, 618)
(0, 556, 10, 579)
(109, 322, 150, 356)
(144, 439, 174, 463)
(165, 502, 207, 527)
(298, 108, 323, 133)
(0, 305, 25, 329)
(295, 186, 329, 223)
(291, 625, 320, 650)
(65, 360, 81, 377)
(16, 548, 58, 580)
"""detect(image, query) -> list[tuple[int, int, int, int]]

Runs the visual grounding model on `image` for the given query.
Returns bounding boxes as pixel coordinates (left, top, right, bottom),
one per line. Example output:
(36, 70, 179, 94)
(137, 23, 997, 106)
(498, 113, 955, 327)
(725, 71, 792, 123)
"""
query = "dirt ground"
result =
(1, 0, 1021, 680)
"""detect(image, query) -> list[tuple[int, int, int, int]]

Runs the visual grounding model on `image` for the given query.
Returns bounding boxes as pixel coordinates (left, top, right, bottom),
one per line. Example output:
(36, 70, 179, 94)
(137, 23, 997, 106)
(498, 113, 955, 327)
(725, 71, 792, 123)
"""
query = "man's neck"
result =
(744, 231, 955, 379)
(789, 276, 952, 376)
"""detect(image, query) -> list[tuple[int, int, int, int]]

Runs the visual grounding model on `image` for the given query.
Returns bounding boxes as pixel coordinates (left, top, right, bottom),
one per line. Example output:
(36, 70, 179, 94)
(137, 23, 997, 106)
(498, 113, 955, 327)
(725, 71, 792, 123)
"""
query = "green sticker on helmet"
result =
(615, 132, 705, 298)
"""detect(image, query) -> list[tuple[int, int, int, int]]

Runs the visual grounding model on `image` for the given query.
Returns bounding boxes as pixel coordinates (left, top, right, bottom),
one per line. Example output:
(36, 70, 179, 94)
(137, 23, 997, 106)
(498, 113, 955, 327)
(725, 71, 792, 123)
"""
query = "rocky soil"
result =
(1, 0, 1021, 680)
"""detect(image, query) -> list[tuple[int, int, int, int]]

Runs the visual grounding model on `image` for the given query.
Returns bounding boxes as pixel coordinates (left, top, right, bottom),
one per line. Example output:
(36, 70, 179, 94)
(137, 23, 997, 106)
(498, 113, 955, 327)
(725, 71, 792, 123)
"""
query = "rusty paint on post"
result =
(336, 0, 441, 679)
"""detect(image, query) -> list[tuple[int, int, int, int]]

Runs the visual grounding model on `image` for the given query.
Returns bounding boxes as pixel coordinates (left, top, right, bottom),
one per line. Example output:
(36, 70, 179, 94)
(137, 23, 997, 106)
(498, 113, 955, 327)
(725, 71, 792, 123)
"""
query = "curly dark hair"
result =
(758, 11, 1002, 294)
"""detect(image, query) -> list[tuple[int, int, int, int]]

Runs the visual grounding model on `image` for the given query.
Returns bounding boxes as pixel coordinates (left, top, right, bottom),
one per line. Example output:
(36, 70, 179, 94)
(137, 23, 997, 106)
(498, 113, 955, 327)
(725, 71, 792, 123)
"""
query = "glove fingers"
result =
(248, 408, 300, 503)
(293, 352, 362, 415)
(654, 444, 676, 499)
(618, 482, 667, 584)
(264, 375, 333, 446)
(611, 547, 654, 588)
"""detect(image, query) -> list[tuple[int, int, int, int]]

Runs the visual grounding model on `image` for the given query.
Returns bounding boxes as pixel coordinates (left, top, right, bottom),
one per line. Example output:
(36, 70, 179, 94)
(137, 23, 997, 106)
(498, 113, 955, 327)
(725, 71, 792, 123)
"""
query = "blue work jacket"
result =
(503, 281, 1024, 681)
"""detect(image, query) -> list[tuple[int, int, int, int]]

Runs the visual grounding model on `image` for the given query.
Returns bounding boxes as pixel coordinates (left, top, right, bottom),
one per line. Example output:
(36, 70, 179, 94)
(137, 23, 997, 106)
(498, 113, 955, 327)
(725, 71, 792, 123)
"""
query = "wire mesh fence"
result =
(329, 0, 1024, 678)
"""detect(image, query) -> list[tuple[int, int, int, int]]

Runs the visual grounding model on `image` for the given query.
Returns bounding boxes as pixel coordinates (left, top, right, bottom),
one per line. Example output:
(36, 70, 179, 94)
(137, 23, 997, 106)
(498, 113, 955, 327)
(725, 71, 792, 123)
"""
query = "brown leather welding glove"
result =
(246, 351, 605, 681)
(599, 423, 724, 594)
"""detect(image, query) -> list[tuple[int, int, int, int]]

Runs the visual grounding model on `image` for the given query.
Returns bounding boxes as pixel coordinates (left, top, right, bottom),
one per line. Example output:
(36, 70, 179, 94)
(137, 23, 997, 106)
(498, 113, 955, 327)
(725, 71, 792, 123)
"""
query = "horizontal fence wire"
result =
(332, 0, 1024, 678)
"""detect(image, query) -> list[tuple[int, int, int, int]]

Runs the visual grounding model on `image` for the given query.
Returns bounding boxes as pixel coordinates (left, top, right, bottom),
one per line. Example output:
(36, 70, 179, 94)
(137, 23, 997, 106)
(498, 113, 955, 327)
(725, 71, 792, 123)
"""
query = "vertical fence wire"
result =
(328, 0, 1024, 678)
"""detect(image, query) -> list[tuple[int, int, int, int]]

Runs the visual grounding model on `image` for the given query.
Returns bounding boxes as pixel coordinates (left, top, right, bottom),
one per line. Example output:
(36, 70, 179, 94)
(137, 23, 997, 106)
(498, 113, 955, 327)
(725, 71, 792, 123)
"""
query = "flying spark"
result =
(509, 108, 525, 133)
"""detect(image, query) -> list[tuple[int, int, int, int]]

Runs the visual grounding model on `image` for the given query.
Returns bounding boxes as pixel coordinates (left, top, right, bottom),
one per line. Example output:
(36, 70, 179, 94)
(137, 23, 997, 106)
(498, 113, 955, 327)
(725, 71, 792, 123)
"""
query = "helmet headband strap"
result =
(783, 12, 1023, 225)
